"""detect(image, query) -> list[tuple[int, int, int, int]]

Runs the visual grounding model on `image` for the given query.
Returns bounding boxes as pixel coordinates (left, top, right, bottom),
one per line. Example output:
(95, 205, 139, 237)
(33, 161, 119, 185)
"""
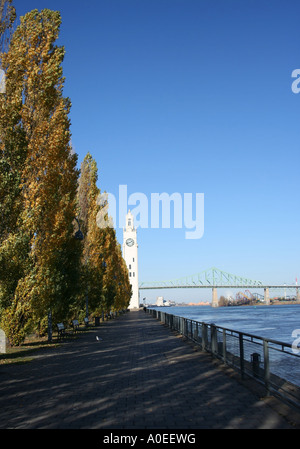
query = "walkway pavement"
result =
(1, 310, 300, 429)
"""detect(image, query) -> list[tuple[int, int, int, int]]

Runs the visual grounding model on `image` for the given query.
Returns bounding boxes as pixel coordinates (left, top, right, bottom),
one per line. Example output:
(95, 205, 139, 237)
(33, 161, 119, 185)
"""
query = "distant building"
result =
(156, 297, 173, 307)
(156, 296, 164, 306)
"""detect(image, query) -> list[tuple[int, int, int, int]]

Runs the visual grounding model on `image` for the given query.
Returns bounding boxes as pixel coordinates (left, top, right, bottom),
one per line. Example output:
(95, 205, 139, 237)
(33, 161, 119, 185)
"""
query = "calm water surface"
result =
(152, 304, 300, 344)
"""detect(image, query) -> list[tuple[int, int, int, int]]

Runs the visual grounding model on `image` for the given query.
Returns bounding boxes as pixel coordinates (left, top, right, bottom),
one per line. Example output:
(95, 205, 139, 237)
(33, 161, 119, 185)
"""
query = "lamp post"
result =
(47, 308, 53, 342)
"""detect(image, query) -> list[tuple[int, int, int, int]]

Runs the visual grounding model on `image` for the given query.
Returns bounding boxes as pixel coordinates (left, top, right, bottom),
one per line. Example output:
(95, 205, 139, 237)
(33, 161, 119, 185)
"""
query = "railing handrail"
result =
(153, 311, 296, 352)
(188, 318, 295, 351)
(147, 308, 300, 408)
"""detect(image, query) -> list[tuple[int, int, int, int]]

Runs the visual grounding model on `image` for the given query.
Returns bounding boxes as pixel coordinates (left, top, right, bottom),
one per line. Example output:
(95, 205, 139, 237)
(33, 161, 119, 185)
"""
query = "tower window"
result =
(129, 264, 131, 269)
(128, 219, 131, 226)
(133, 272, 135, 277)
(133, 258, 135, 262)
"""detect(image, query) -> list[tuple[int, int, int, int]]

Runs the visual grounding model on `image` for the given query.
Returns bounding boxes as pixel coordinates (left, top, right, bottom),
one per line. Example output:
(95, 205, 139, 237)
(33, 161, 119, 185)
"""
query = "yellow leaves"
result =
(77, 153, 131, 313)
(0, 8, 80, 336)
(0, 6, 129, 345)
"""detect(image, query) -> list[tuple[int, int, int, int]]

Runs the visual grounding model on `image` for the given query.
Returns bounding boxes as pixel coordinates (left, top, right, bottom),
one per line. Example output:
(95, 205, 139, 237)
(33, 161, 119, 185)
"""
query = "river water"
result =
(151, 304, 300, 387)
(152, 304, 300, 344)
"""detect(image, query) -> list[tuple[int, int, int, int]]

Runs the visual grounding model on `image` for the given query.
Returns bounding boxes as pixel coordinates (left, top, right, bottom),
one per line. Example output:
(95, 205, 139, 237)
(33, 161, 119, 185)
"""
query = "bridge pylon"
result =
(264, 287, 270, 305)
(212, 287, 218, 308)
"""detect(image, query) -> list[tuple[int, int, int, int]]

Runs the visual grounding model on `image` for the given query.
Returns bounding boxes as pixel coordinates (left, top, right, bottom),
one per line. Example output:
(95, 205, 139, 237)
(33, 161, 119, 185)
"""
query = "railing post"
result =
(180, 317, 184, 335)
(223, 329, 227, 364)
(202, 323, 208, 351)
(263, 339, 270, 396)
(193, 321, 198, 342)
(211, 324, 218, 355)
(239, 333, 245, 378)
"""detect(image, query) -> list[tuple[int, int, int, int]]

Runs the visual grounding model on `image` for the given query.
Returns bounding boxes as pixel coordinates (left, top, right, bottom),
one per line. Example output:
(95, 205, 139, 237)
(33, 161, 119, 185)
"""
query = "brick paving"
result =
(0, 310, 299, 429)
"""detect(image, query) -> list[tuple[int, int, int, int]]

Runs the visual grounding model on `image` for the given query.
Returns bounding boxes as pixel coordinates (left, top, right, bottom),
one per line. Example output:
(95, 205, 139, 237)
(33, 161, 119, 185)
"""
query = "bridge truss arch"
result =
(139, 267, 263, 290)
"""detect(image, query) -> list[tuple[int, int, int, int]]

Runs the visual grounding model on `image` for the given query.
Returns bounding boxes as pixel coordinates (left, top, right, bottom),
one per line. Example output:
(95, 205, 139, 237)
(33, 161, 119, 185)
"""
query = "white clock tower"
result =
(123, 210, 139, 309)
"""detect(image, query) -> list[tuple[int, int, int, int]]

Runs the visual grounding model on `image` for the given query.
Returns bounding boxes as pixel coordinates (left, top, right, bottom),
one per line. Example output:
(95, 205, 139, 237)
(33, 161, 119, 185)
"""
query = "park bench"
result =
(57, 323, 67, 339)
(72, 319, 80, 333)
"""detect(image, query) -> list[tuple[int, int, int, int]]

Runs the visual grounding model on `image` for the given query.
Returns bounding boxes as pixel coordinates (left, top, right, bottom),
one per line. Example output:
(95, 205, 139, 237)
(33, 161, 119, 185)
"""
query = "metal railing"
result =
(147, 308, 300, 408)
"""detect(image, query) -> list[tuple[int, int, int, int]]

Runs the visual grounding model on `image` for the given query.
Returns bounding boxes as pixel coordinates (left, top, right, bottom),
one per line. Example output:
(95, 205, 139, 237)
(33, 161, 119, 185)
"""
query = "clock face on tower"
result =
(126, 238, 134, 247)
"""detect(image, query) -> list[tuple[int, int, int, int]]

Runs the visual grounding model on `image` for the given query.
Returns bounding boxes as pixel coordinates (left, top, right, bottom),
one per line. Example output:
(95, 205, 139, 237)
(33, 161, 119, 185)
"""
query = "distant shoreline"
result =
(149, 301, 300, 308)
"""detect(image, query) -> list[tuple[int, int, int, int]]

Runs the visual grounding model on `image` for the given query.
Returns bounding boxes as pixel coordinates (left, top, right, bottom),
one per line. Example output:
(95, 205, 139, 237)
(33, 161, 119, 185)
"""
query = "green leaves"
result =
(0, 8, 80, 344)
(77, 154, 131, 316)
(0, 6, 130, 345)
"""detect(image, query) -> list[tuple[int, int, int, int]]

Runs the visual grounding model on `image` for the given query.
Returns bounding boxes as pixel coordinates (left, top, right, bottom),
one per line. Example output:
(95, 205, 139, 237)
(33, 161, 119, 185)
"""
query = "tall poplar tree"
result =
(99, 225, 131, 314)
(0, 9, 81, 344)
(77, 153, 131, 317)
(0, 0, 27, 329)
(77, 153, 106, 316)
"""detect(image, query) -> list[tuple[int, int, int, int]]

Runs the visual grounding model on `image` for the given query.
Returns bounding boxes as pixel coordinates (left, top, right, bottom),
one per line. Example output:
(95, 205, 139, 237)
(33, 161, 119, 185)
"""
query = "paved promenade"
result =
(0, 310, 300, 429)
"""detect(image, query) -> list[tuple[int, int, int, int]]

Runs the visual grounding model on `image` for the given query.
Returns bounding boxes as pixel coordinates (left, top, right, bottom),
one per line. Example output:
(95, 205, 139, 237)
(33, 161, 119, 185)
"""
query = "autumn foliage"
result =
(0, 4, 131, 345)
(77, 154, 131, 317)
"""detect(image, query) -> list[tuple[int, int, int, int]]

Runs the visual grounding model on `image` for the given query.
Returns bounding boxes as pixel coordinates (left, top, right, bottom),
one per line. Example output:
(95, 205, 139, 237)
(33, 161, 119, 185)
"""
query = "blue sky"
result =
(12, 0, 300, 302)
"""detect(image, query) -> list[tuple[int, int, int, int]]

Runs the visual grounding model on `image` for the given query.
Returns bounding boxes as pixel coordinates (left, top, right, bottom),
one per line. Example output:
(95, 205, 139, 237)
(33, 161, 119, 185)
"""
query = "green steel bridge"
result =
(139, 267, 300, 307)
